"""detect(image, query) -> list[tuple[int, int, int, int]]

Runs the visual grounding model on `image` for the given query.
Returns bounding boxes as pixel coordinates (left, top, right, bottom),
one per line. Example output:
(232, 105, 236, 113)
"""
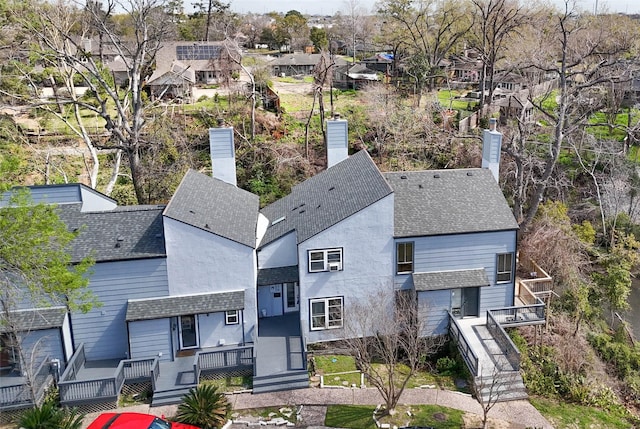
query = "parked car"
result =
(86, 412, 200, 429)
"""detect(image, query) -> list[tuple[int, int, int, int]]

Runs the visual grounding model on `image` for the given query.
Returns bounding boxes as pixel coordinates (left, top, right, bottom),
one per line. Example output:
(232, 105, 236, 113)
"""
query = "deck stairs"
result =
(253, 313, 309, 393)
(474, 370, 528, 403)
(151, 358, 197, 407)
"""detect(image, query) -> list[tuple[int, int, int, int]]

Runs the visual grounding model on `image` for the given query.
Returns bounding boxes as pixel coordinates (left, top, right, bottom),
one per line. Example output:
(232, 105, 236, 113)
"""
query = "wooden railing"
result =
(150, 358, 160, 392)
(59, 346, 160, 406)
(448, 312, 479, 376)
(517, 257, 553, 298)
(195, 346, 254, 375)
(486, 311, 521, 371)
(59, 343, 85, 382)
(59, 377, 119, 403)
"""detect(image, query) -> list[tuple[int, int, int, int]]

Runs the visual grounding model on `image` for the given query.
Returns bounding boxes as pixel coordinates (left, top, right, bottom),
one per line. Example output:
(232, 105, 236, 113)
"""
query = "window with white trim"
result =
(396, 242, 414, 274)
(308, 248, 343, 272)
(496, 253, 514, 283)
(310, 297, 343, 330)
(225, 310, 239, 325)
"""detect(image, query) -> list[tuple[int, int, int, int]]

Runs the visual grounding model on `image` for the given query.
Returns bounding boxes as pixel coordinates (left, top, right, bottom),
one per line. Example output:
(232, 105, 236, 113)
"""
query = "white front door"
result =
(179, 315, 199, 349)
(284, 282, 299, 313)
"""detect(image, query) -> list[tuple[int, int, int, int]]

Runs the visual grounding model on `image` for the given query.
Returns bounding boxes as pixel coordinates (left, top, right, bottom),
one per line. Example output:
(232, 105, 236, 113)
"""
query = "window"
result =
(496, 253, 514, 283)
(396, 242, 414, 274)
(310, 297, 343, 330)
(308, 248, 343, 272)
(225, 310, 239, 325)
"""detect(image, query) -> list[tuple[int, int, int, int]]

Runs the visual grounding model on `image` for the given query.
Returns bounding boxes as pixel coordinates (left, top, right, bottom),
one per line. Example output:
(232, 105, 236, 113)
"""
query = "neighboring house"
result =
(493, 71, 528, 93)
(153, 41, 238, 85)
(147, 61, 196, 101)
(269, 53, 347, 77)
(2, 118, 545, 413)
(498, 95, 534, 125)
(333, 64, 379, 89)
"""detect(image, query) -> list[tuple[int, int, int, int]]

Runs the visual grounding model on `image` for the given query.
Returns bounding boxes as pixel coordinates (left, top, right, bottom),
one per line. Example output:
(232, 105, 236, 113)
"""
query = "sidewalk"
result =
(82, 387, 553, 429)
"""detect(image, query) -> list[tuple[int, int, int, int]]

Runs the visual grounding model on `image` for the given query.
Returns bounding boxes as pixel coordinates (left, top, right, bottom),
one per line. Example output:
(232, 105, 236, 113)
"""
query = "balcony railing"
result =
(486, 312, 521, 371)
(517, 257, 553, 299)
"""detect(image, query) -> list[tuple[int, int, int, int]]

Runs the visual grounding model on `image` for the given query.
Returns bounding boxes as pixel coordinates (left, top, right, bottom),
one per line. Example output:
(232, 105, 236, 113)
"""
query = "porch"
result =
(253, 312, 309, 393)
(54, 342, 253, 410)
(448, 257, 553, 403)
(0, 354, 53, 413)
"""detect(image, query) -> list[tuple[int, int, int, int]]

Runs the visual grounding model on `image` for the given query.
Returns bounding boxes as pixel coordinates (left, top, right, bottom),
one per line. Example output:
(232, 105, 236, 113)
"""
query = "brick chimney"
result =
(209, 120, 237, 186)
(326, 114, 349, 168)
(482, 118, 502, 182)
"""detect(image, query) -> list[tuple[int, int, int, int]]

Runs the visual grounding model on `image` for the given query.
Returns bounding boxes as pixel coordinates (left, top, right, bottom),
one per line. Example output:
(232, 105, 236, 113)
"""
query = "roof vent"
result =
(400, 175, 407, 179)
(328, 186, 335, 191)
(117, 236, 124, 242)
(271, 216, 286, 226)
(299, 209, 306, 214)
(467, 171, 473, 176)
(189, 210, 195, 214)
(205, 223, 210, 229)
(418, 184, 423, 189)
(433, 174, 440, 178)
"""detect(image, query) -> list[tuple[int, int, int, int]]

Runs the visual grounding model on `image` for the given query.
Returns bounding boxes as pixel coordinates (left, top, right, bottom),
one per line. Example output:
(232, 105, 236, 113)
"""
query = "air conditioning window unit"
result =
(328, 262, 342, 271)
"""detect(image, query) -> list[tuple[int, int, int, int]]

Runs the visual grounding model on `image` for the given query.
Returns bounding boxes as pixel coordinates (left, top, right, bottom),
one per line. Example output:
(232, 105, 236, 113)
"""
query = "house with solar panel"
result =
(1, 119, 552, 416)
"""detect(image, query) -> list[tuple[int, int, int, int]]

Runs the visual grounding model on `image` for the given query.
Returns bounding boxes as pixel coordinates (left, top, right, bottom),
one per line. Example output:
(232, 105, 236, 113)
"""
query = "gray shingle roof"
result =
(125, 290, 244, 321)
(257, 266, 299, 286)
(0, 307, 67, 333)
(57, 204, 166, 263)
(164, 170, 259, 248)
(260, 151, 393, 247)
(384, 168, 518, 237)
(412, 269, 490, 291)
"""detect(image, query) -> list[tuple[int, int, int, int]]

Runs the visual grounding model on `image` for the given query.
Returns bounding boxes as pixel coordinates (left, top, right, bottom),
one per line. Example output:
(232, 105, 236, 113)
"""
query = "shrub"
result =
(174, 384, 230, 429)
(435, 356, 458, 374)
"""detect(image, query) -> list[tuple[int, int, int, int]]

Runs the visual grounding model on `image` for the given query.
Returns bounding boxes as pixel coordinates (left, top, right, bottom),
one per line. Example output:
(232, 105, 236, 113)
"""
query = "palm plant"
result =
(174, 384, 230, 429)
(17, 400, 84, 429)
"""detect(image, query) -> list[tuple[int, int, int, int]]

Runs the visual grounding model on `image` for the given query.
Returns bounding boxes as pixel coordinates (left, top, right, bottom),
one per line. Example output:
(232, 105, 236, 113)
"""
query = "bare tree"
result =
(305, 51, 334, 159)
(470, 0, 525, 108)
(377, 0, 474, 103)
(505, 2, 638, 231)
(473, 368, 520, 429)
(342, 288, 444, 414)
(16, 0, 171, 204)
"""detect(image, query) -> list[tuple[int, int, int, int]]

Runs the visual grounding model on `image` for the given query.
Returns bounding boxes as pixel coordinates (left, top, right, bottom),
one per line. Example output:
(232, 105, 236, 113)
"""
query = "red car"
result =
(86, 412, 200, 429)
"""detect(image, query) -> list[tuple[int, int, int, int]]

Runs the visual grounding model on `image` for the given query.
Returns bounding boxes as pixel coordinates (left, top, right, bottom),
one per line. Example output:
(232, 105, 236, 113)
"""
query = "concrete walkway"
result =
(82, 387, 553, 429)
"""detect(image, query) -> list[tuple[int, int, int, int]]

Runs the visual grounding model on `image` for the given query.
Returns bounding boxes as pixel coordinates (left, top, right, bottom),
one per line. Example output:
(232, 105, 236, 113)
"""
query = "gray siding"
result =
(418, 290, 451, 336)
(24, 186, 81, 205)
(71, 259, 169, 361)
(19, 328, 64, 374)
(198, 312, 244, 348)
(128, 319, 172, 361)
(394, 230, 516, 314)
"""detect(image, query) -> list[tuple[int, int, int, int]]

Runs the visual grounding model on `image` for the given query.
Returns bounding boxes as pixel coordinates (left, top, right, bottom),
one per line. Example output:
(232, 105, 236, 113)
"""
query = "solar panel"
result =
(176, 45, 222, 60)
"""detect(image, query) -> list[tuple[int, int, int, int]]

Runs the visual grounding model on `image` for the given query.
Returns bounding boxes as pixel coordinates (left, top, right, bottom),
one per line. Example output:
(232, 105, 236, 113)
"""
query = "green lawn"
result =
(530, 397, 635, 428)
(437, 89, 477, 111)
(325, 405, 464, 429)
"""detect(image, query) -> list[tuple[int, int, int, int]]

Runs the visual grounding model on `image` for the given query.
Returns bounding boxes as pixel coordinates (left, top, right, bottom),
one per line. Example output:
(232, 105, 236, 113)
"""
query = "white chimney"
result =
(482, 118, 502, 182)
(209, 122, 237, 186)
(326, 114, 349, 168)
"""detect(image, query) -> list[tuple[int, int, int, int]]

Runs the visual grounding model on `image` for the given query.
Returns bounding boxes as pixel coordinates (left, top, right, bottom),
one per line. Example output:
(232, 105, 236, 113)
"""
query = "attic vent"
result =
(400, 175, 407, 179)
(291, 206, 298, 211)
(115, 236, 124, 248)
(433, 174, 440, 178)
(328, 186, 335, 191)
(117, 236, 124, 242)
(467, 171, 473, 176)
(418, 184, 423, 189)
(299, 209, 306, 214)
(271, 216, 286, 226)
(189, 210, 195, 214)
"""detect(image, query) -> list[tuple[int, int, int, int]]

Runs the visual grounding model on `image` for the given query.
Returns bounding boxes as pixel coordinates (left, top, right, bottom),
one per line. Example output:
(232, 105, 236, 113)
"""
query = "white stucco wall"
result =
(198, 311, 244, 347)
(297, 195, 395, 344)
(163, 218, 258, 342)
(257, 231, 298, 269)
